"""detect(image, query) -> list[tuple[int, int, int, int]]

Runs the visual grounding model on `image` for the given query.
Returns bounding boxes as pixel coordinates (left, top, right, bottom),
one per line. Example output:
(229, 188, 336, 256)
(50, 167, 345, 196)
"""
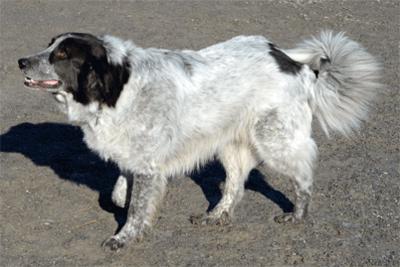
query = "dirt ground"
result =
(0, 0, 399, 266)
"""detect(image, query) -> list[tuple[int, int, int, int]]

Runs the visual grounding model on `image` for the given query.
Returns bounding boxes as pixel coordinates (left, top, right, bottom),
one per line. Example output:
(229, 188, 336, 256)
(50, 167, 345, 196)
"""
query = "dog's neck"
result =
(54, 91, 102, 124)
(101, 35, 137, 66)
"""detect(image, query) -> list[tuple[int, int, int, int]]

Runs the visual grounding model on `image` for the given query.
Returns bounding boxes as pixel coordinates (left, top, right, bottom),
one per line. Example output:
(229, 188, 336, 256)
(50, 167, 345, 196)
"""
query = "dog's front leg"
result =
(102, 172, 168, 251)
(111, 175, 130, 208)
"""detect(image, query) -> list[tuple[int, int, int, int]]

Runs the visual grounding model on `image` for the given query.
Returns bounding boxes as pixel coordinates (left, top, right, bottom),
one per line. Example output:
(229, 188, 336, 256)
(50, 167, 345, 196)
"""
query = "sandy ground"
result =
(1, 0, 399, 266)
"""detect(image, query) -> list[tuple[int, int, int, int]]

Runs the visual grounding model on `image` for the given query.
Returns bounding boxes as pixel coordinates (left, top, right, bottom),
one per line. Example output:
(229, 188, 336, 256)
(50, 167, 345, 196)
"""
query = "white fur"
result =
(286, 31, 382, 136)
(112, 175, 128, 208)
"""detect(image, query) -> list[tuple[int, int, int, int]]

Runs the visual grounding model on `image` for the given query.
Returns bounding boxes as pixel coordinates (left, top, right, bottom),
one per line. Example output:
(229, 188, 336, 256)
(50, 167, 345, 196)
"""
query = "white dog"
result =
(18, 31, 381, 250)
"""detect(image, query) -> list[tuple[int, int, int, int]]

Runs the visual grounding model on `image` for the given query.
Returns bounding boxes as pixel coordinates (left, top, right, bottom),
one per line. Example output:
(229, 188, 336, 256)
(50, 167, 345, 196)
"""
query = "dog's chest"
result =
(80, 116, 161, 172)
(81, 120, 132, 165)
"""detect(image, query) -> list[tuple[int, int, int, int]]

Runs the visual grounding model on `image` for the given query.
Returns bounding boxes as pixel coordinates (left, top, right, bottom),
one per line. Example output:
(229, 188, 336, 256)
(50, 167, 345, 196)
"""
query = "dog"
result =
(18, 31, 381, 251)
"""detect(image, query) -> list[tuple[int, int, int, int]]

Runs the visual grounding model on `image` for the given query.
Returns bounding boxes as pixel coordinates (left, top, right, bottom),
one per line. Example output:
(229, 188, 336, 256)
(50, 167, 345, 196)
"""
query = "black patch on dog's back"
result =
(268, 43, 302, 75)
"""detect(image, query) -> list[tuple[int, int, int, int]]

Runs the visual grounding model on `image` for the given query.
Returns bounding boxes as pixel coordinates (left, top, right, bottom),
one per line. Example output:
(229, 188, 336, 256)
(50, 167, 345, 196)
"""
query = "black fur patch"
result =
(48, 38, 56, 47)
(268, 43, 302, 75)
(320, 57, 331, 65)
(51, 34, 130, 107)
(313, 57, 331, 78)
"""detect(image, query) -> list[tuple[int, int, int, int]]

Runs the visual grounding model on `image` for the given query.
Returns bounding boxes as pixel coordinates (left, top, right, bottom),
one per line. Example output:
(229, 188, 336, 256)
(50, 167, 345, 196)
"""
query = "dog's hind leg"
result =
(270, 140, 316, 223)
(102, 172, 168, 251)
(253, 107, 317, 223)
(190, 142, 257, 225)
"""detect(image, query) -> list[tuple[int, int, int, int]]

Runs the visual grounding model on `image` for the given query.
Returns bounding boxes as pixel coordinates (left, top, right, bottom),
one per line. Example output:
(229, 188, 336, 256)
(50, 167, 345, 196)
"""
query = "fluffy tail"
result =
(286, 31, 382, 137)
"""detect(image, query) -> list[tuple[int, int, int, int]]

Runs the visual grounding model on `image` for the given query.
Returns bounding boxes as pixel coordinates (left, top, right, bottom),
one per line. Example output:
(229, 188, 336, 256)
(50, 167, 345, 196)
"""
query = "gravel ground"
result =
(1, 0, 399, 266)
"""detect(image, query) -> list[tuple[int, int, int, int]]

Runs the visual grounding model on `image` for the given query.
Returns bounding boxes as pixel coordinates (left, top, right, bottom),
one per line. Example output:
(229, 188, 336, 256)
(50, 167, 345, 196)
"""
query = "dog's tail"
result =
(286, 31, 382, 137)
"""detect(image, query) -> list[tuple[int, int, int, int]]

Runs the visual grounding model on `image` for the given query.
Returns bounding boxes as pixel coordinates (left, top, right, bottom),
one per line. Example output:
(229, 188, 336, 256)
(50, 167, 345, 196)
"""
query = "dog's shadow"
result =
(0, 122, 293, 229)
(191, 161, 294, 213)
(0, 122, 127, 227)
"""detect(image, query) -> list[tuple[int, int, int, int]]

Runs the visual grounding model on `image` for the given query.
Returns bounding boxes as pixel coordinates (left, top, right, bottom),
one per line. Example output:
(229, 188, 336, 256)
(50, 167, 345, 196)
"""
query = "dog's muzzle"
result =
(18, 57, 62, 91)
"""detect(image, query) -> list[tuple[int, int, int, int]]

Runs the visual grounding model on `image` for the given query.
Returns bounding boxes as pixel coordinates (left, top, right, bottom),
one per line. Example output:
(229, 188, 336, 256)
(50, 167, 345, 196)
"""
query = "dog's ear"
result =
(75, 62, 101, 105)
(100, 60, 131, 107)
(77, 54, 130, 107)
(63, 35, 130, 107)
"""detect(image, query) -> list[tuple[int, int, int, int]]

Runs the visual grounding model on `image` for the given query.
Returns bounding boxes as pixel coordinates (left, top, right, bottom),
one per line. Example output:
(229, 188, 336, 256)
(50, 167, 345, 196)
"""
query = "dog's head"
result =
(18, 33, 131, 107)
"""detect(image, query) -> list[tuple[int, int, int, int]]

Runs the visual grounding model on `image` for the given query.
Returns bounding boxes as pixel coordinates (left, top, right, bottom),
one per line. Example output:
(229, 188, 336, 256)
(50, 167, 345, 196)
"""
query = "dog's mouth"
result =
(24, 77, 62, 91)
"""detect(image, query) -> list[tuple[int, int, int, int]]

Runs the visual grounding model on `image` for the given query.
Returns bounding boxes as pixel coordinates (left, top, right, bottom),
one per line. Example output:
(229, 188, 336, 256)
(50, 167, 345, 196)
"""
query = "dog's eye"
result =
(55, 50, 67, 60)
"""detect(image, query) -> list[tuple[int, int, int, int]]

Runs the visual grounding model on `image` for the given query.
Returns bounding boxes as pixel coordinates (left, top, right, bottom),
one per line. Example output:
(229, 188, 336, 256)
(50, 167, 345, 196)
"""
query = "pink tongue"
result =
(42, 80, 59, 85)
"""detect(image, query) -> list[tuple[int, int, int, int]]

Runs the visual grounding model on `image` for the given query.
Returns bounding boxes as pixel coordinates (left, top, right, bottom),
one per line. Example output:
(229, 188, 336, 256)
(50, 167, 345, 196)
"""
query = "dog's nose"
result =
(18, 58, 30, 70)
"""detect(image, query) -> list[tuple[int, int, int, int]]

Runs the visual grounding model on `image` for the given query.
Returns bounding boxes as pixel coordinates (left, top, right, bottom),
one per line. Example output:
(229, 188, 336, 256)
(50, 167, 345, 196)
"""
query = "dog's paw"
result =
(101, 236, 126, 252)
(189, 211, 231, 226)
(189, 213, 209, 225)
(274, 213, 303, 224)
